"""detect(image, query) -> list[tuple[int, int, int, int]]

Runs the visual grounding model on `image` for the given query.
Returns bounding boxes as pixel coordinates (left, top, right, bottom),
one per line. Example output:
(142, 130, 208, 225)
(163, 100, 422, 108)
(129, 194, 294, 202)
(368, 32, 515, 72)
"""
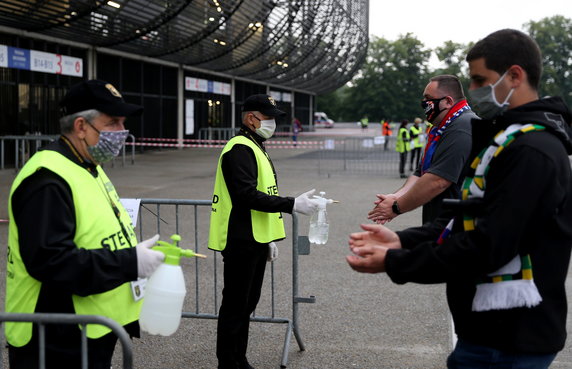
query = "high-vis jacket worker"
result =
(396, 119, 411, 178)
(209, 94, 319, 369)
(5, 80, 165, 369)
(409, 118, 424, 171)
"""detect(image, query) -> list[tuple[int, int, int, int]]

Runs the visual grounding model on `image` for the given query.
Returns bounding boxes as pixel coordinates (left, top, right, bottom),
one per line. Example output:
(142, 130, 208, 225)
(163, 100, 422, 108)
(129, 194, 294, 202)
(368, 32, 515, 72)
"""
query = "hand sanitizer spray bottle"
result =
(139, 234, 206, 336)
(308, 191, 333, 245)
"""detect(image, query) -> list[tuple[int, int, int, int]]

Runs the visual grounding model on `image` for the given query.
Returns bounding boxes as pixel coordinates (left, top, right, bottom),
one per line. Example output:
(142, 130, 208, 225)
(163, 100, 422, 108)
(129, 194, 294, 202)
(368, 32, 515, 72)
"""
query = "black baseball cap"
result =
(242, 94, 285, 117)
(59, 79, 143, 117)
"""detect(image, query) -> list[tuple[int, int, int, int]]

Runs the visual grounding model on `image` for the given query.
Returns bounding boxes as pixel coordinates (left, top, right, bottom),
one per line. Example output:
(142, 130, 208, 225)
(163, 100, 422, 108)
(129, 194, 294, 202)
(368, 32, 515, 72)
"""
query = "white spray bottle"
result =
(139, 234, 206, 336)
(308, 191, 334, 245)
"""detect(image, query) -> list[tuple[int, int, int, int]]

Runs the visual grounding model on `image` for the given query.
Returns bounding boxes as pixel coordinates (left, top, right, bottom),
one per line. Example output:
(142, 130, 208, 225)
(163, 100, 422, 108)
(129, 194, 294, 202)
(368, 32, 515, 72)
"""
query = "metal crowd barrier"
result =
(137, 198, 315, 368)
(317, 136, 425, 176)
(0, 134, 136, 171)
(197, 127, 240, 141)
(0, 135, 58, 170)
(0, 312, 134, 369)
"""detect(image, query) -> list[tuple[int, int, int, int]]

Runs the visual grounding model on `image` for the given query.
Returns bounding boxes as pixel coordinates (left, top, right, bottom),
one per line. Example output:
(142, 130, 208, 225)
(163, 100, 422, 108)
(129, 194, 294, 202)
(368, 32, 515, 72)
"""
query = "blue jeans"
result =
(447, 340, 557, 369)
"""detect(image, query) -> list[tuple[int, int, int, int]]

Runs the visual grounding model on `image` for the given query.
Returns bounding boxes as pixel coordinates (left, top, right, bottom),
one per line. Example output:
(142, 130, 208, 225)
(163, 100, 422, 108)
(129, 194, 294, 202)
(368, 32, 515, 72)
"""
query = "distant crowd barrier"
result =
(1, 134, 410, 177)
(0, 134, 135, 170)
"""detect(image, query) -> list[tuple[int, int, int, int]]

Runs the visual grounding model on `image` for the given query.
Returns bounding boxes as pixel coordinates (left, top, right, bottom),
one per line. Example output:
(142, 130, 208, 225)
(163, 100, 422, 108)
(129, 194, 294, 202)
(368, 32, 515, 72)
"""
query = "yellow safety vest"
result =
(6, 150, 139, 347)
(209, 135, 286, 251)
(410, 125, 424, 148)
(395, 127, 411, 153)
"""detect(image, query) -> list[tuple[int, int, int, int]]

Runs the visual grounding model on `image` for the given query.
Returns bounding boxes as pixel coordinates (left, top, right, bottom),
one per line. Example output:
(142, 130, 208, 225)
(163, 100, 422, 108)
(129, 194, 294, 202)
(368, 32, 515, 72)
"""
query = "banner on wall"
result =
(0, 44, 83, 77)
(185, 77, 231, 96)
(185, 99, 195, 135)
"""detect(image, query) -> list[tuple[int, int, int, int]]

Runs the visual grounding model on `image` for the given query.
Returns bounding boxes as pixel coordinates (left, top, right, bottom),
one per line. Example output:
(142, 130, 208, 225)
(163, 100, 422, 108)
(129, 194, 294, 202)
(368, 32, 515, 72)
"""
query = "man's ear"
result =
(507, 64, 525, 88)
(74, 117, 88, 139)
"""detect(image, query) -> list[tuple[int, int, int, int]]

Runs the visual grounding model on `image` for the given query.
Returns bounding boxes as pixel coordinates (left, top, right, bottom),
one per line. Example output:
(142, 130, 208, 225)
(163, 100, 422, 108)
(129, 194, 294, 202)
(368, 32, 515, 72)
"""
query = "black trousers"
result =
(410, 147, 421, 170)
(8, 330, 118, 369)
(399, 152, 408, 175)
(217, 240, 268, 369)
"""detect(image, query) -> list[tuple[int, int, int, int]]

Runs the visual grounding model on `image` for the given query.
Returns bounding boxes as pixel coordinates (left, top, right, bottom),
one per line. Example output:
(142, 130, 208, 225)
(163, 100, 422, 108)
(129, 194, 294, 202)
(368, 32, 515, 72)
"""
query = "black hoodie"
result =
(387, 97, 572, 354)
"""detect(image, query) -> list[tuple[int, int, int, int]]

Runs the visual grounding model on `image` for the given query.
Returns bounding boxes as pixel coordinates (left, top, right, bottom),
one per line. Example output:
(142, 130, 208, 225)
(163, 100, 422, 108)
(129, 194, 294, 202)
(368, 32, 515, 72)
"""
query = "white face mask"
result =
(254, 117, 276, 139)
(469, 71, 515, 119)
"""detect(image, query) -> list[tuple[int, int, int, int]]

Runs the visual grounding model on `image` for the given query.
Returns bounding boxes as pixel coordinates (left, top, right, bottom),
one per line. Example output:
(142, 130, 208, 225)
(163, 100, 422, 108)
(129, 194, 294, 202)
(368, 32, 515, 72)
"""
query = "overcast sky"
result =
(368, 0, 571, 50)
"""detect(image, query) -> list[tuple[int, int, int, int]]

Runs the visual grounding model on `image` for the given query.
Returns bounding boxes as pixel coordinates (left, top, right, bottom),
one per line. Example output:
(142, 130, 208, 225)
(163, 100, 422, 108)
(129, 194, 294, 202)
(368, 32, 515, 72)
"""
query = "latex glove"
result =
(136, 234, 164, 278)
(294, 189, 319, 215)
(267, 242, 278, 262)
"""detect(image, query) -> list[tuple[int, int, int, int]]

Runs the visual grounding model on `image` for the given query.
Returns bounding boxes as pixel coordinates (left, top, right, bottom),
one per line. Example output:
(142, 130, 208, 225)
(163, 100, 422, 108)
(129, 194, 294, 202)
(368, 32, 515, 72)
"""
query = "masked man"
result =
(368, 75, 478, 224)
(6, 80, 165, 369)
(209, 94, 319, 369)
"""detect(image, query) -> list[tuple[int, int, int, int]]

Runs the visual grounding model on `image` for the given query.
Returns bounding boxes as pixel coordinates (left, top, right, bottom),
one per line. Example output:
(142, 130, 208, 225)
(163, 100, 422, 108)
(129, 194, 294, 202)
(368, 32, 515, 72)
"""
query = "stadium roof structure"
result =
(0, 0, 369, 94)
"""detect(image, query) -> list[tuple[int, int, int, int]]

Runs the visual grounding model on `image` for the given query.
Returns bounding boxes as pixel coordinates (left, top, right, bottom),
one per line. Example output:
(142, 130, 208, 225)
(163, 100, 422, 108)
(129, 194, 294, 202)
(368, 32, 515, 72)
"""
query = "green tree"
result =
(525, 16, 572, 107)
(334, 34, 431, 122)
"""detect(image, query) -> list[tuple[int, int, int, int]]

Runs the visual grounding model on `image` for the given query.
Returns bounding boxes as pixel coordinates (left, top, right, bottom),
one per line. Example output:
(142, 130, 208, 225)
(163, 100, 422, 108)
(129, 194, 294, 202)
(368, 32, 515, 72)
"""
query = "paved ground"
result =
(0, 124, 571, 369)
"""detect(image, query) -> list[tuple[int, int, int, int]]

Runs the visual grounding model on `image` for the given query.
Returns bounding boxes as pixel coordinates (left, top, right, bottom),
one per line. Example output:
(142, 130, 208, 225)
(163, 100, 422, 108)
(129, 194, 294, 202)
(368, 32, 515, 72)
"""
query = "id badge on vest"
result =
(131, 278, 146, 301)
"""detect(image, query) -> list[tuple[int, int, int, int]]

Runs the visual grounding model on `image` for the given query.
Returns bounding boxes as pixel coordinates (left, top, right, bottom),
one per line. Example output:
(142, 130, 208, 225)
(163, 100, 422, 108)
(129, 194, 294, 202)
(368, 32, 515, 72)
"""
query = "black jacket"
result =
(386, 97, 572, 354)
(221, 126, 295, 243)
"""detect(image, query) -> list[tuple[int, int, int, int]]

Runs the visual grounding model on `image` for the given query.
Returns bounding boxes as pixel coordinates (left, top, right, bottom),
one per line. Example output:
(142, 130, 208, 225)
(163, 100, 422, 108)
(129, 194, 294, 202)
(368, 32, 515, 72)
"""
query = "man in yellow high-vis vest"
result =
(209, 94, 319, 369)
(5, 80, 165, 369)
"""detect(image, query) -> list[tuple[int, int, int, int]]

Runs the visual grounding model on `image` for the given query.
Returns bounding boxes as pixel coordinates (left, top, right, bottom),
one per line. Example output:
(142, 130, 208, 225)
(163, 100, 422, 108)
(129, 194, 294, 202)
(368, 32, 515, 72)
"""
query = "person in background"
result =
(5, 80, 165, 369)
(409, 117, 424, 171)
(209, 94, 319, 369)
(292, 116, 303, 147)
(369, 75, 477, 224)
(360, 116, 369, 129)
(348, 29, 572, 369)
(395, 119, 410, 178)
(382, 119, 392, 151)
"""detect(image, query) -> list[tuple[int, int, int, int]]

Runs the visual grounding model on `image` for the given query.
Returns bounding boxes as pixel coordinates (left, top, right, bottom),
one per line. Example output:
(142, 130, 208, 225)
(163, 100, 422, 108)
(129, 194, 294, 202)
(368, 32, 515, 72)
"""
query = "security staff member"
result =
(409, 117, 424, 171)
(5, 80, 165, 369)
(209, 94, 318, 369)
(395, 119, 411, 178)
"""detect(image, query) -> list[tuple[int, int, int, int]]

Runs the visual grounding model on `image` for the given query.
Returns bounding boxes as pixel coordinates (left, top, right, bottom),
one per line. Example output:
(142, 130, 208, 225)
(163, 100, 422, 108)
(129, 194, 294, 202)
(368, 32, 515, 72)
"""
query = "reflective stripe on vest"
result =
(208, 136, 286, 251)
(6, 150, 139, 347)
(395, 127, 410, 153)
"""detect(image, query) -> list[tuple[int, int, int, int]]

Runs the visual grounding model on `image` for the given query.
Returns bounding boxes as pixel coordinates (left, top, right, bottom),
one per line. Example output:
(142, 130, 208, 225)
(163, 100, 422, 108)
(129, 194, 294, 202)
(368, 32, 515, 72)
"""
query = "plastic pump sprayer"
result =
(139, 234, 206, 336)
(308, 191, 335, 245)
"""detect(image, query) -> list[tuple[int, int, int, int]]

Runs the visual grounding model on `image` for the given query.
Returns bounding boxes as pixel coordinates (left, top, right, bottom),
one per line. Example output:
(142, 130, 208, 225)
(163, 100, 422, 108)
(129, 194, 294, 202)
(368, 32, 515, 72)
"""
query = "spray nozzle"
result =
(312, 191, 337, 208)
(152, 234, 207, 265)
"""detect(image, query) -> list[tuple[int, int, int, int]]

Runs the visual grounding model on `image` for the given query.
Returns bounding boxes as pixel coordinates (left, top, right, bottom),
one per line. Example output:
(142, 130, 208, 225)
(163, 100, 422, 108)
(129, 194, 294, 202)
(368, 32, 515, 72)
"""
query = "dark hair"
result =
(429, 75, 465, 101)
(466, 29, 542, 90)
(400, 119, 408, 128)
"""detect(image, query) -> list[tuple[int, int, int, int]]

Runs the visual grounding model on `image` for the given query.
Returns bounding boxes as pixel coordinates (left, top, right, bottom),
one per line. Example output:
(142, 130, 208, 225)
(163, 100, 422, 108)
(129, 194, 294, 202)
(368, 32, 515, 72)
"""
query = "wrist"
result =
(392, 200, 402, 215)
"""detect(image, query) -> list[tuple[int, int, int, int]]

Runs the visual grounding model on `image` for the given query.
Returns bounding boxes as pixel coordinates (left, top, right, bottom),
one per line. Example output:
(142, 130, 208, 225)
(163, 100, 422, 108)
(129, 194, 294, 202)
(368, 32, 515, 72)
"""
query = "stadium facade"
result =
(0, 0, 368, 139)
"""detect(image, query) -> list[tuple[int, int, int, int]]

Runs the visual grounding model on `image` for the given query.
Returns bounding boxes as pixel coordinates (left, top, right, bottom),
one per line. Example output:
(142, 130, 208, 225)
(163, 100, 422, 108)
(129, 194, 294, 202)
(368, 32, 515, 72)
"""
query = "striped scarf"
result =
(440, 123, 545, 311)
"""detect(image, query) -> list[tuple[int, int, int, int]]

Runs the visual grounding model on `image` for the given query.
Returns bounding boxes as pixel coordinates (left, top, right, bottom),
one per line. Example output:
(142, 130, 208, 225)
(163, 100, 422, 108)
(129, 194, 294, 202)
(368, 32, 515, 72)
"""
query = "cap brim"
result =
(260, 107, 286, 117)
(97, 101, 144, 117)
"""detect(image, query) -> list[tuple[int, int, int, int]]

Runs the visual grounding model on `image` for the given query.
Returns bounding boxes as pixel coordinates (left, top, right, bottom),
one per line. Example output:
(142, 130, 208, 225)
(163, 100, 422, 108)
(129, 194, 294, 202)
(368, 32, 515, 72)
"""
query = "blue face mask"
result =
(469, 71, 514, 119)
(86, 123, 129, 163)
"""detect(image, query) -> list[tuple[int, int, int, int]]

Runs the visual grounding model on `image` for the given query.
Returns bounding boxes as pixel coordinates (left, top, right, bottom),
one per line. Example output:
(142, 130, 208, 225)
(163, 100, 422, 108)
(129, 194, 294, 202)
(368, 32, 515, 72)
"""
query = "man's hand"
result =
(346, 223, 401, 273)
(368, 194, 397, 224)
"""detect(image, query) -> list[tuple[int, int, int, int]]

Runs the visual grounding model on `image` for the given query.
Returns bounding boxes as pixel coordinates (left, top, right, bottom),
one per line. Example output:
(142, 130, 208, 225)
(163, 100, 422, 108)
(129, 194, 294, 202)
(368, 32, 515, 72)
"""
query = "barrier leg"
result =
(280, 321, 293, 368)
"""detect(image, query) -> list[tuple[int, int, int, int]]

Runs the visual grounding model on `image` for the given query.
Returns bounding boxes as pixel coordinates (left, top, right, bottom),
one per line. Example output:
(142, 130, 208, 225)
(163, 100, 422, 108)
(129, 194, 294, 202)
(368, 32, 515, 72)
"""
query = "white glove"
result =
(267, 242, 278, 262)
(294, 189, 319, 215)
(136, 234, 164, 278)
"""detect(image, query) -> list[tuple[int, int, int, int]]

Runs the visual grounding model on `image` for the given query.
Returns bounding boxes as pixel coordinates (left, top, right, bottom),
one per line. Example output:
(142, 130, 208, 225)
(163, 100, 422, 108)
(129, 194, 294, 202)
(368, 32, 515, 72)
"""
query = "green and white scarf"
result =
(459, 123, 544, 311)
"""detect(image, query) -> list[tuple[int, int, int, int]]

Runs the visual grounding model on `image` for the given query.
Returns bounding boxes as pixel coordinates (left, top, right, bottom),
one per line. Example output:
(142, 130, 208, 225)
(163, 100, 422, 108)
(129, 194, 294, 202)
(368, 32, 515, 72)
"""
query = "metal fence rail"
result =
(314, 136, 409, 176)
(0, 313, 134, 369)
(0, 134, 136, 170)
(137, 198, 314, 368)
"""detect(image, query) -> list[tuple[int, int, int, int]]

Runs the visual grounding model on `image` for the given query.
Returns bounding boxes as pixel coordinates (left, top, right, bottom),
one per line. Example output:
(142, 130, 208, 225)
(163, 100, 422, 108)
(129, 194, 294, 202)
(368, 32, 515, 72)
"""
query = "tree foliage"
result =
(318, 16, 572, 122)
(525, 16, 572, 107)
